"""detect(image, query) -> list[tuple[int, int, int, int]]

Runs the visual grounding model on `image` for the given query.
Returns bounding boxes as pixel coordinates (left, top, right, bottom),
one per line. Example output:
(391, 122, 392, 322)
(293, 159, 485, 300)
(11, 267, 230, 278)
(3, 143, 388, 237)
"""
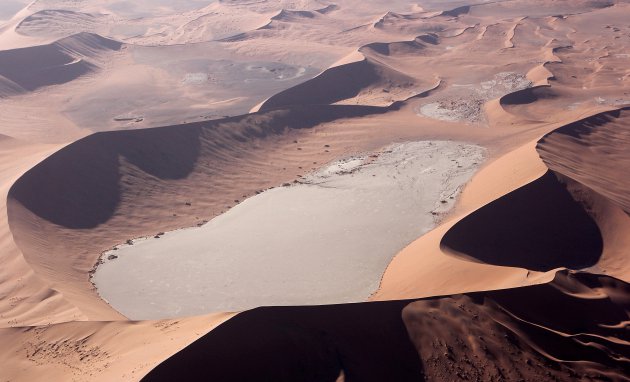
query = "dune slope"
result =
(142, 271, 629, 382)
(1, 1, 630, 381)
(441, 171, 603, 271)
(0, 32, 120, 94)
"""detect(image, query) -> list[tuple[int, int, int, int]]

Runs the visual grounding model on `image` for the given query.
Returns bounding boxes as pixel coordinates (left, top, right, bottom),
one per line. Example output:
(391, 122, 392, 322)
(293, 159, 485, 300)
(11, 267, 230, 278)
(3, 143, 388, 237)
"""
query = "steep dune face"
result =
(499, 86, 558, 108)
(404, 270, 630, 382)
(55, 32, 122, 56)
(536, 107, 630, 281)
(0, 140, 85, 328)
(258, 58, 419, 110)
(142, 271, 629, 381)
(0, 74, 25, 96)
(360, 36, 430, 57)
(142, 300, 423, 382)
(0, 43, 94, 93)
(9, 125, 202, 229)
(9, 105, 385, 230)
(2, 1, 630, 380)
(15, 9, 100, 38)
(0, 32, 120, 94)
(441, 171, 603, 271)
(537, 107, 630, 213)
(442, 107, 630, 277)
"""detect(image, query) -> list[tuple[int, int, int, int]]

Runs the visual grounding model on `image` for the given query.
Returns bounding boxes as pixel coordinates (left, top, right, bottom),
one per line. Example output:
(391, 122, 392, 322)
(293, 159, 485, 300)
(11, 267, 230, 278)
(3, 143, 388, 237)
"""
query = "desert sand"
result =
(0, 0, 629, 381)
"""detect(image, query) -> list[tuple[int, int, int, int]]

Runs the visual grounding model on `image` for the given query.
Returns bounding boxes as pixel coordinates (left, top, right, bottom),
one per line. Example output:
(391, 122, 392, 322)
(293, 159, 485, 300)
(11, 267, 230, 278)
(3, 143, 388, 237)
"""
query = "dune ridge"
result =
(15, 9, 99, 38)
(0, 1, 629, 381)
(7, 104, 395, 320)
(142, 270, 630, 381)
(0, 31, 120, 95)
(258, 57, 421, 110)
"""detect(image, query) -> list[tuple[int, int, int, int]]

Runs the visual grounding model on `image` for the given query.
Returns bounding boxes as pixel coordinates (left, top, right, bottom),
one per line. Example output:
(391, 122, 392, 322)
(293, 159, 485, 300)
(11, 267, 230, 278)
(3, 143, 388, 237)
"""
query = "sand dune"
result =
(537, 107, 630, 213)
(15, 9, 100, 39)
(1, 0, 630, 381)
(403, 270, 630, 381)
(361, 36, 430, 57)
(537, 107, 630, 281)
(142, 271, 629, 381)
(0, 312, 235, 382)
(442, 171, 603, 271)
(0, 32, 120, 94)
(0, 42, 93, 93)
(0, 139, 83, 328)
(259, 57, 421, 109)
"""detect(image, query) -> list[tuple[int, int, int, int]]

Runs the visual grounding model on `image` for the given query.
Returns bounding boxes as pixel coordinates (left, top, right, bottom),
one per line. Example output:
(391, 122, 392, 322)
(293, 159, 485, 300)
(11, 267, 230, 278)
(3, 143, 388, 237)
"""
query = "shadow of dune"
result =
(142, 271, 629, 382)
(499, 86, 558, 107)
(258, 58, 417, 111)
(0, 32, 121, 94)
(8, 105, 391, 229)
(442, 6, 470, 17)
(141, 300, 423, 382)
(361, 38, 427, 56)
(441, 171, 603, 271)
(403, 270, 630, 381)
(537, 107, 630, 213)
(9, 125, 202, 229)
(0, 43, 94, 92)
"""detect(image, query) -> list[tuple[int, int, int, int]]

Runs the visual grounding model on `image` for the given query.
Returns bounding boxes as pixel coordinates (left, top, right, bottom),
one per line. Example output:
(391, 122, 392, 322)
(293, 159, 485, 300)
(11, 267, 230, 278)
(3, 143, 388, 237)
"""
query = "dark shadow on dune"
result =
(404, 270, 630, 381)
(8, 105, 391, 229)
(442, 5, 470, 17)
(9, 125, 203, 229)
(143, 272, 629, 381)
(0, 43, 94, 91)
(316, 4, 338, 14)
(259, 59, 416, 111)
(441, 171, 603, 271)
(141, 300, 423, 382)
(361, 39, 427, 56)
(485, 271, 630, 363)
(537, 107, 630, 213)
(499, 86, 557, 106)
(0, 33, 121, 93)
(537, 107, 624, 141)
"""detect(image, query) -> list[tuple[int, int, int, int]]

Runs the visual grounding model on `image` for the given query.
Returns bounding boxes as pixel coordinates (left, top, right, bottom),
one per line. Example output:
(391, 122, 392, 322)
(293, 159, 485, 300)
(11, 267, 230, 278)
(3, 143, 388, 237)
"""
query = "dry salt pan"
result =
(417, 72, 532, 123)
(93, 141, 485, 320)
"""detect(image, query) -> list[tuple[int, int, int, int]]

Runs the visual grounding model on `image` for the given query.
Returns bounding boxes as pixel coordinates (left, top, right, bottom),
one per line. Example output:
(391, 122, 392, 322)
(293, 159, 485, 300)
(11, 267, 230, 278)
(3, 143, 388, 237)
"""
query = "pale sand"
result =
(93, 141, 484, 319)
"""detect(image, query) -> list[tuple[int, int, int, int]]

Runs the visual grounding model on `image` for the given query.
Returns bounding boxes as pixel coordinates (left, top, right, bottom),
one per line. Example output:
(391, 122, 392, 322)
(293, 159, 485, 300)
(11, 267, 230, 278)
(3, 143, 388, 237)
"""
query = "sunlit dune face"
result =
(0, 0, 629, 381)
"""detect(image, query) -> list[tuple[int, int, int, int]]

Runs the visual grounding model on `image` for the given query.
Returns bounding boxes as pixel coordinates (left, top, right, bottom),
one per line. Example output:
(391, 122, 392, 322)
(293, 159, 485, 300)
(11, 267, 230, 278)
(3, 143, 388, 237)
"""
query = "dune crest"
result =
(0, 0, 629, 380)
(0, 32, 120, 95)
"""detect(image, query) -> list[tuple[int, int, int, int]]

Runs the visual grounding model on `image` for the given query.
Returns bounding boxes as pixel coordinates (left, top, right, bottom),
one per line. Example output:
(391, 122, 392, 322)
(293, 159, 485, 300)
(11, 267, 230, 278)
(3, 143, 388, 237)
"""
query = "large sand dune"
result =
(0, 32, 120, 94)
(142, 271, 629, 381)
(442, 171, 603, 271)
(1, 0, 629, 381)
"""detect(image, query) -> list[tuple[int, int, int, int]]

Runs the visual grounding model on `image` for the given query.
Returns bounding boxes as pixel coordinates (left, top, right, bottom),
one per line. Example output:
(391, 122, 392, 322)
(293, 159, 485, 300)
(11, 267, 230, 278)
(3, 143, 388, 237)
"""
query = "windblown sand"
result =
(1, 0, 630, 380)
(93, 141, 484, 319)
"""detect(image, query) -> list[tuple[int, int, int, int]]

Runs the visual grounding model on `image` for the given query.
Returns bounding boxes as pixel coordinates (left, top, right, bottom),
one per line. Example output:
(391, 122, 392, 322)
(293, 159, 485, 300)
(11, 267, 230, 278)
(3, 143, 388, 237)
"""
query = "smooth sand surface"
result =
(93, 141, 484, 319)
